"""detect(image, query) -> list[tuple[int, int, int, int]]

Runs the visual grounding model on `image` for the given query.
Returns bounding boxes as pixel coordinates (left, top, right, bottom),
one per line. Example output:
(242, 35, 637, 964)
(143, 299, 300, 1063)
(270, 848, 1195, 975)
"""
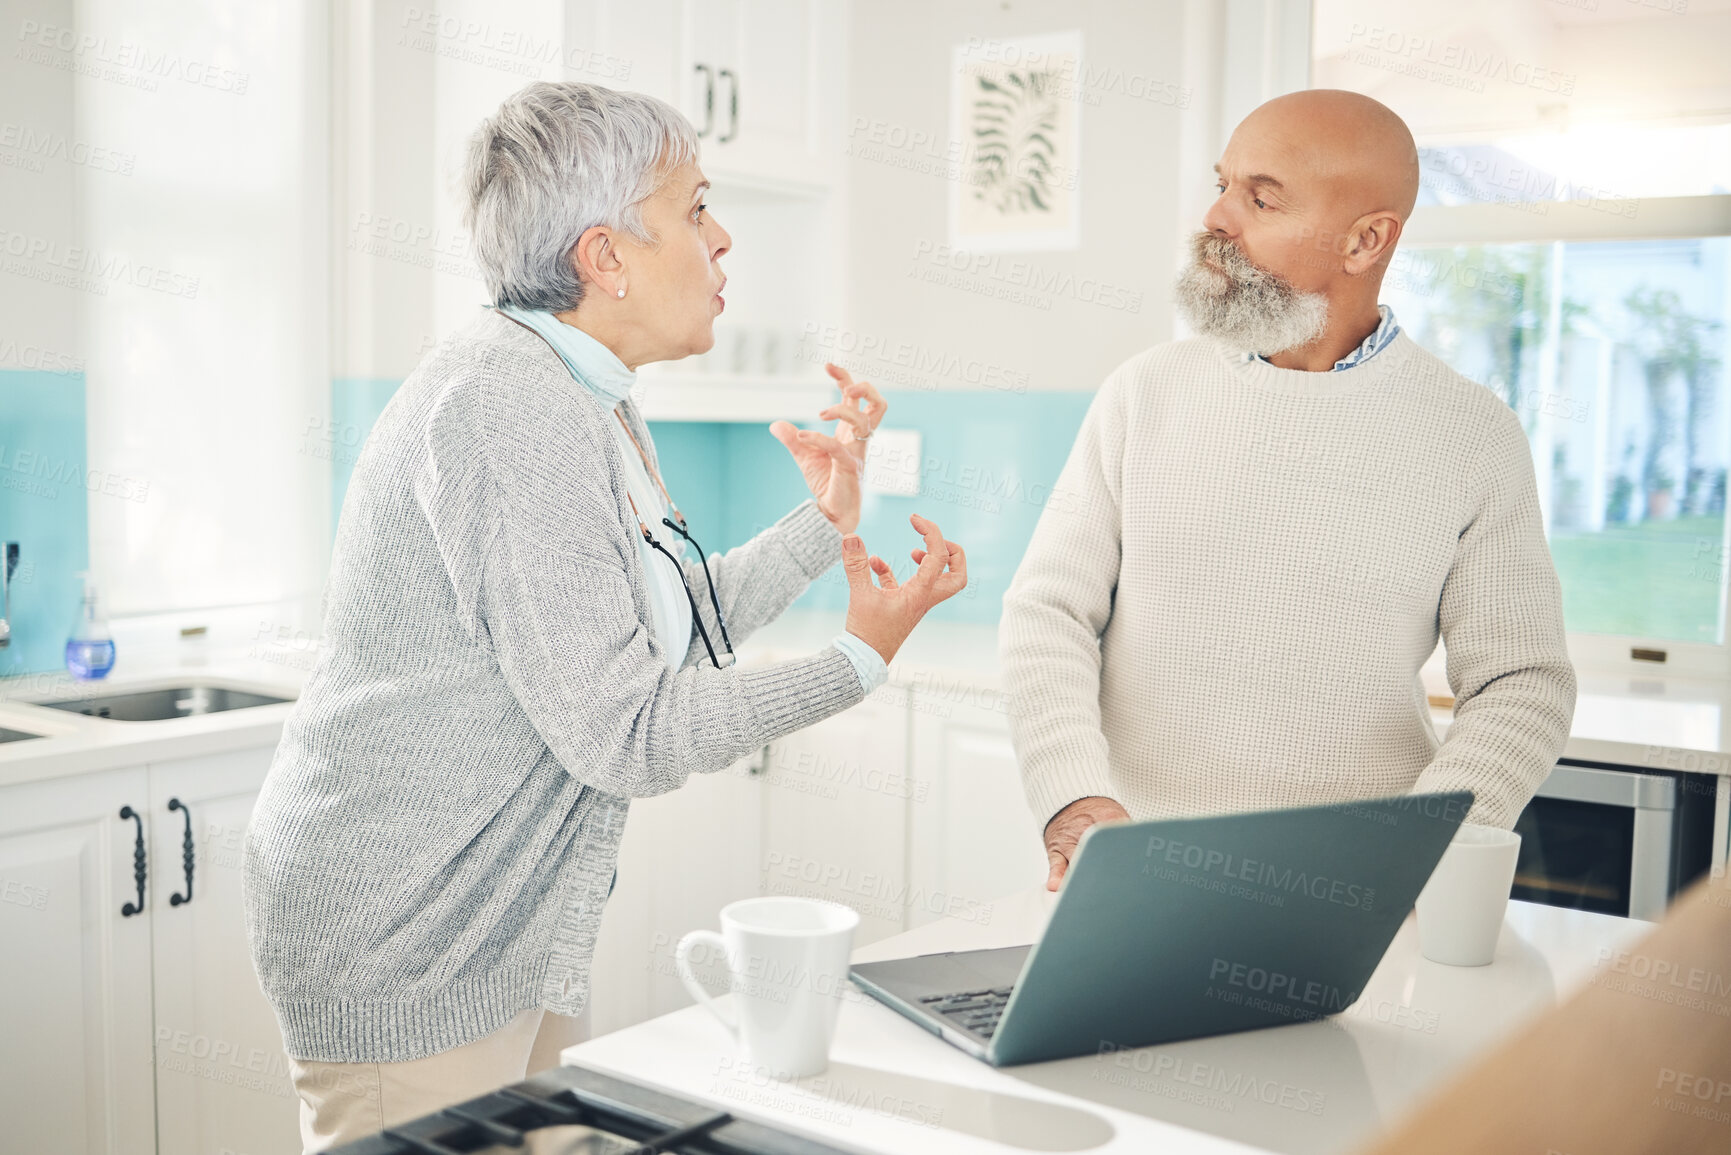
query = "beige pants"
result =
(287, 1008, 587, 1153)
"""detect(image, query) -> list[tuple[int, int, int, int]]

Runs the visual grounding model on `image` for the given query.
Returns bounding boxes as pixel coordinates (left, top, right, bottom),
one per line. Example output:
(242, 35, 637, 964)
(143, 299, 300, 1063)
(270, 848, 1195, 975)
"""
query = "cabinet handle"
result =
(718, 68, 738, 143)
(118, 805, 146, 917)
(693, 62, 714, 137)
(167, 797, 195, 907)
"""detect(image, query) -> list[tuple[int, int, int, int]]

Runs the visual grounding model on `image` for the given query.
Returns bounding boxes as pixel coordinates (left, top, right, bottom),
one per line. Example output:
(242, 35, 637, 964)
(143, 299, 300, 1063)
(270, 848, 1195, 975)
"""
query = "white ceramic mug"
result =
(1415, 822, 1522, 966)
(676, 896, 860, 1078)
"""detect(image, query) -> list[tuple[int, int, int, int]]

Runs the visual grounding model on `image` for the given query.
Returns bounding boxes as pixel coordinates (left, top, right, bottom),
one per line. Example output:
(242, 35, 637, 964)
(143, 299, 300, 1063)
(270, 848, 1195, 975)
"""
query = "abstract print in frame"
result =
(949, 31, 1083, 253)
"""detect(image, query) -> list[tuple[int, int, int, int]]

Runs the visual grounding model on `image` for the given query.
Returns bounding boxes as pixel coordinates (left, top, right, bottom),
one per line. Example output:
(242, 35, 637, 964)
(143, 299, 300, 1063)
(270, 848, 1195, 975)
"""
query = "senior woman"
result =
(243, 80, 965, 1149)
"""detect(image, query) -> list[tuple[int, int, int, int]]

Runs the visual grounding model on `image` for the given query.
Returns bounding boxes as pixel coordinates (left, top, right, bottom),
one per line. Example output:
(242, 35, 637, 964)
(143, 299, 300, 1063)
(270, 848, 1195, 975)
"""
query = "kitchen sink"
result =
(37, 685, 292, 722)
(0, 726, 42, 743)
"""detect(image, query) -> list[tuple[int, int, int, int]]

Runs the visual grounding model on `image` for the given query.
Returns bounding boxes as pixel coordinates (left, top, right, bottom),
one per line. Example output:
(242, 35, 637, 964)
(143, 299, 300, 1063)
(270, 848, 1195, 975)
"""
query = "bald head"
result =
(1239, 89, 1419, 223)
(1194, 90, 1419, 368)
(1204, 87, 1419, 291)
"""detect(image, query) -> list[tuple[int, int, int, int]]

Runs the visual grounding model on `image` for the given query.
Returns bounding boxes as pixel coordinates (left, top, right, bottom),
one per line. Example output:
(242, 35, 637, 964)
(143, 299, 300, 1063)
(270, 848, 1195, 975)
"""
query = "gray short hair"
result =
(462, 81, 699, 311)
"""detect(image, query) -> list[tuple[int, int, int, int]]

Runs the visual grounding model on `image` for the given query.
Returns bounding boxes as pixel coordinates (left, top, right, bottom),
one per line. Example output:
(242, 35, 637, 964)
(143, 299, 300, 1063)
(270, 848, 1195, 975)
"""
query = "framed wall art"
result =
(949, 30, 1084, 253)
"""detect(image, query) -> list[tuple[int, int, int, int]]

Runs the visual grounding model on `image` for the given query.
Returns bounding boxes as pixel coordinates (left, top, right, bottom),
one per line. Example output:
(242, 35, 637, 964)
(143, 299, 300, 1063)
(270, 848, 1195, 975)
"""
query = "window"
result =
(1313, 0, 1731, 674)
(1384, 239, 1728, 645)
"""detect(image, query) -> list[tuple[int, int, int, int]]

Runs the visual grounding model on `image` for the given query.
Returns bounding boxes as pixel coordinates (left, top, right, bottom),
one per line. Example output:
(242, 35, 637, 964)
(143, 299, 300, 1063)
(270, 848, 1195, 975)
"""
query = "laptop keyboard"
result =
(919, 987, 1014, 1037)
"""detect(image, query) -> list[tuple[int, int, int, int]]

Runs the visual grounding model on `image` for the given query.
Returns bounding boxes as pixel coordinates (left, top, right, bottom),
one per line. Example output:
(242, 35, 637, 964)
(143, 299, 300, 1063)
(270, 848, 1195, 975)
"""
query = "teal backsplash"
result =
(331, 378, 406, 532)
(326, 380, 1093, 624)
(0, 370, 90, 675)
(650, 390, 1094, 624)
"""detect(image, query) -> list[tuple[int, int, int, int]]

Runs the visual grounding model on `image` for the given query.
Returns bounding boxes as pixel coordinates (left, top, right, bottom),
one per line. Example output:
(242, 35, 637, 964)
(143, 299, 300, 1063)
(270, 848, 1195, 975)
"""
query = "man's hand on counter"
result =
(1043, 796, 1131, 891)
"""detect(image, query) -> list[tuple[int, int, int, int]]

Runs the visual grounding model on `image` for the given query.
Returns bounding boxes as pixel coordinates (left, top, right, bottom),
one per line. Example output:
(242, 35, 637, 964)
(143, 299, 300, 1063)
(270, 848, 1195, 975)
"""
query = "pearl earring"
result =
(616, 287, 626, 298)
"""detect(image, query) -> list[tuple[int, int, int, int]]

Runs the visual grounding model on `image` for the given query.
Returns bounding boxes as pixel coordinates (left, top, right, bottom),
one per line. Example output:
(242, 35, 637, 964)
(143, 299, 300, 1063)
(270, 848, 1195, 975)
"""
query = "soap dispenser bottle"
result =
(66, 573, 116, 679)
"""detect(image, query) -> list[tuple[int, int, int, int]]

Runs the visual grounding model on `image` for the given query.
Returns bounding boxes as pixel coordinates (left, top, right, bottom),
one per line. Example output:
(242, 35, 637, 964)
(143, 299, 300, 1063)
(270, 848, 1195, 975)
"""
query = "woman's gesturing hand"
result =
(769, 363, 886, 535)
(841, 514, 967, 665)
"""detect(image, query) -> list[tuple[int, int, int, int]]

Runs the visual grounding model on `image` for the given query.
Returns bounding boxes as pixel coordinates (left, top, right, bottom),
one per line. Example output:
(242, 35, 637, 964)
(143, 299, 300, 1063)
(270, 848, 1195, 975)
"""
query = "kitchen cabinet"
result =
(760, 696, 912, 945)
(581, 0, 841, 192)
(590, 674, 1047, 1036)
(589, 755, 768, 1036)
(0, 746, 298, 1155)
(907, 683, 1048, 930)
(686, 0, 829, 189)
(146, 747, 297, 1155)
(592, 694, 912, 1034)
(0, 765, 158, 1155)
(569, 0, 849, 423)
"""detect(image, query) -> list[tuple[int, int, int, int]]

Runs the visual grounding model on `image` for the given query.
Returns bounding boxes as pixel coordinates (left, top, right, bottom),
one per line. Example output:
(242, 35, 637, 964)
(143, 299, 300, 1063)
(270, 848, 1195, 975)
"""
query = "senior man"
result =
(1003, 89, 1576, 889)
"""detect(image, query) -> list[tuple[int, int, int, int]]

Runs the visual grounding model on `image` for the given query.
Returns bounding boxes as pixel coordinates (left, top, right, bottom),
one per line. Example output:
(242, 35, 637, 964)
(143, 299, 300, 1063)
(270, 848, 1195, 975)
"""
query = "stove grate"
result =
(331, 1064, 858, 1155)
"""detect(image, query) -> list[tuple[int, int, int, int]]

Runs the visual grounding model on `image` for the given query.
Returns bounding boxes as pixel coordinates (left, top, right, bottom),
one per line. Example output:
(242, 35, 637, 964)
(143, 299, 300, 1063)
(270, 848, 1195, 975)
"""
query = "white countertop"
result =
(4, 610, 1725, 790)
(0, 644, 308, 788)
(743, 613, 1731, 776)
(0, 611, 1006, 790)
(561, 888, 1653, 1155)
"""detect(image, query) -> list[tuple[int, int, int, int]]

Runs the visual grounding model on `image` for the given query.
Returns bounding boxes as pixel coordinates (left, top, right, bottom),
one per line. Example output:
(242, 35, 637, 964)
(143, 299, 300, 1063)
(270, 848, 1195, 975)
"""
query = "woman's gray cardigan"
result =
(242, 309, 865, 1063)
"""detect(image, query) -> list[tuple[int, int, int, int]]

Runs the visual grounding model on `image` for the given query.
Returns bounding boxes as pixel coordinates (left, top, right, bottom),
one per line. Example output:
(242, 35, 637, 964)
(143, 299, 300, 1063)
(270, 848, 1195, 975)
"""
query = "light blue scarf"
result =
(497, 305, 637, 406)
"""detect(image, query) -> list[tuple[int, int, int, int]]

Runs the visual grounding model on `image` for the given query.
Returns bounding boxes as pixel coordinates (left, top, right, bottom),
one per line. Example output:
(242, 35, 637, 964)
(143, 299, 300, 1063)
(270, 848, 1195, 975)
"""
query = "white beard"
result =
(1173, 232, 1329, 357)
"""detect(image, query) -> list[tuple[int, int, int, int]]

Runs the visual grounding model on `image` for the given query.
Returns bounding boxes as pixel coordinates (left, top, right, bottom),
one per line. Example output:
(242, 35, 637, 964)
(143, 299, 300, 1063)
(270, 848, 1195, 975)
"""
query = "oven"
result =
(1510, 760, 1718, 920)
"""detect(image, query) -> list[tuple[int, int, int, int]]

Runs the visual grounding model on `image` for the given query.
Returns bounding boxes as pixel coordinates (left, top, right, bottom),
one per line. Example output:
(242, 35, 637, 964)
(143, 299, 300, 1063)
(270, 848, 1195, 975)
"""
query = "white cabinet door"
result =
(682, 0, 743, 146)
(760, 697, 911, 946)
(642, 760, 767, 1018)
(732, 0, 814, 163)
(908, 689, 1049, 930)
(586, 0, 837, 189)
(595, 694, 914, 1031)
(581, 0, 685, 107)
(0, 766, 156, 1155)
(589, 758, 765, 1035)
(147, 747, 300, 1155)
(699, 0, 838, 188)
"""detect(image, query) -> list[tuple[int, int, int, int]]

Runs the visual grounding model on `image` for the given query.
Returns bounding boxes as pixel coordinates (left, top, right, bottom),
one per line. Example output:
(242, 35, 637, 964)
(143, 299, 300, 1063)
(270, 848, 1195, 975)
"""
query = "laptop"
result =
(850, 791, 1472, 1067)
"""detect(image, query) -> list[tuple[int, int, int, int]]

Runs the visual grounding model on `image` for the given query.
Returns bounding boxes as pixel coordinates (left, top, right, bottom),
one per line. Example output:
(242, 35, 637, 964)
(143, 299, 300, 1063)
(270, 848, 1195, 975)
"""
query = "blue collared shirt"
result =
(1249, 304, 1401, 371)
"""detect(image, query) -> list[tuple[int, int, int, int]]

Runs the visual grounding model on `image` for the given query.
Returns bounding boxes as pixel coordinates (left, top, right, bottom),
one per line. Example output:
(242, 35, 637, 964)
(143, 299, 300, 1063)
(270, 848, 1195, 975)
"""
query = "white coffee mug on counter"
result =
(676, 896, 860, 1078)
(1415, 822, 1522, 966)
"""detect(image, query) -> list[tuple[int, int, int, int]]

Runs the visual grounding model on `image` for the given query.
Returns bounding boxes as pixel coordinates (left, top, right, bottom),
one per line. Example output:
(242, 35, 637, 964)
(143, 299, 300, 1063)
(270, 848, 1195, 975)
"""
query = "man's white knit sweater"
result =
(1001, 332, 1576, 832)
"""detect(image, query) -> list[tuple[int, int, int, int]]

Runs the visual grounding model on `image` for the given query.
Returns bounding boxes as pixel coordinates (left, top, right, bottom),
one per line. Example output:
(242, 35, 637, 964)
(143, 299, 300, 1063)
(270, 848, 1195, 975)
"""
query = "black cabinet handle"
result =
(167, 797, 194, 907)
(693, 63, 714, 137)
(118, 805, 146, 916)
(718, 68, 738, 143)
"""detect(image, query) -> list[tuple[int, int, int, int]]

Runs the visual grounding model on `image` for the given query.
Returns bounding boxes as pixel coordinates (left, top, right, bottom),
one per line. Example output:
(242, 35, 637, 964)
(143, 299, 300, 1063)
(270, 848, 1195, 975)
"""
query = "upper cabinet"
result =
(584, 0, 842, 194)
(688, 0, 827, 191)
(572, 0, 850, 421)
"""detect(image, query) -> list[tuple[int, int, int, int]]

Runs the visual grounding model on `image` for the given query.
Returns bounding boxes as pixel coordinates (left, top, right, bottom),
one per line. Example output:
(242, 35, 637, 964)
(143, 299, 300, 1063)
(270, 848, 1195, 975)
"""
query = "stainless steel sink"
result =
(37, 685, 292, 722)
(0, 726, 42, 743)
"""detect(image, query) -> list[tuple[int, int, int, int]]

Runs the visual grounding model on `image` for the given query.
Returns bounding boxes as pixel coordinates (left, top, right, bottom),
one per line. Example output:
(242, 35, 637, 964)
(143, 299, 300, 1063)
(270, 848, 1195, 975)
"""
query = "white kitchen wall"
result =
(3, 0, 78, 368)
(331, 0, 439, 382)
(429, 1, 560, 344)
(335, 0, 600, 383)
(77, 0, 330, 625)
(842, 0, 1194, 396)
(41, 0, 1226, 636)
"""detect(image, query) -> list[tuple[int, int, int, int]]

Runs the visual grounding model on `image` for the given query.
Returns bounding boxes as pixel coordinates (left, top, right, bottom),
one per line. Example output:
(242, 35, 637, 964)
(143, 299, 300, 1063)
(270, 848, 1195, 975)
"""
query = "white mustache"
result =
(1191, 234, 1284, 287)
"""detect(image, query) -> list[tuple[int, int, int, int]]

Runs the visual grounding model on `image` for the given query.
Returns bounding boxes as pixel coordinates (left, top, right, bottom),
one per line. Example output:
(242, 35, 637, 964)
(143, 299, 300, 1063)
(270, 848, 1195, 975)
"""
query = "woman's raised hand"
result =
(768, 363, 887, 535)
(841, 515, 967, 664)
